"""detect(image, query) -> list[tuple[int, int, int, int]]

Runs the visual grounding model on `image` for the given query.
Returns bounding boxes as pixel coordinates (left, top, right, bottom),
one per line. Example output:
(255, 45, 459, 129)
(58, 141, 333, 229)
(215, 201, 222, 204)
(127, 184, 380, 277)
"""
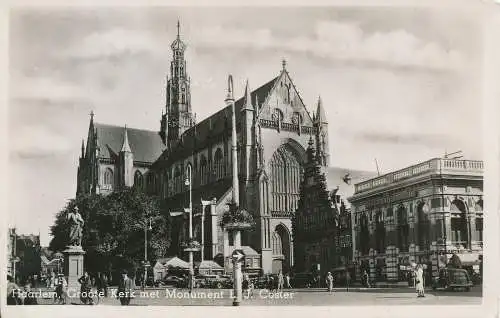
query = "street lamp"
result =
(185, 163, 195, 285)
(142, 216, 152, 290)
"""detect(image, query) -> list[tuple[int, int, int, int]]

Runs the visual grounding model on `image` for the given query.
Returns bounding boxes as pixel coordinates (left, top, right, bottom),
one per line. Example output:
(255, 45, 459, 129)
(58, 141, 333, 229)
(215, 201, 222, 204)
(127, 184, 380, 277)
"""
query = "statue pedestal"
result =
(63, 245, 86, 292)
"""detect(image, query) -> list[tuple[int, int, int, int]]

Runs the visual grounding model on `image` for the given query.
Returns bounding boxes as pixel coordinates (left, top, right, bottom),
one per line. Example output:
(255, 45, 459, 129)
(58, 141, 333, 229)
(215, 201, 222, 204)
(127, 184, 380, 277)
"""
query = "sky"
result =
(8, 7, 483, 246)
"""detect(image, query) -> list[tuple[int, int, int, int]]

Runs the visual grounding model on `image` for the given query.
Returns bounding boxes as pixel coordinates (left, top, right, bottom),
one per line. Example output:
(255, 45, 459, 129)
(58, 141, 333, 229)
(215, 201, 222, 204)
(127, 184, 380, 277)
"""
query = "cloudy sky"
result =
(9, 7, 483, 245)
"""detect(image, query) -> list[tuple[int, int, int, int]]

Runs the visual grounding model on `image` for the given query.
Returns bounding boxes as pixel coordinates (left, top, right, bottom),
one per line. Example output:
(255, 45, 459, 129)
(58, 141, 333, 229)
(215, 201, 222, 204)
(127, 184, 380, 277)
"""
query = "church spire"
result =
(121, 125, 132, 153)
(242, 79, 253, 111)
(81, 139, 85, 158)
(177, 20, 180, 38)
(315, 96, 327, 124)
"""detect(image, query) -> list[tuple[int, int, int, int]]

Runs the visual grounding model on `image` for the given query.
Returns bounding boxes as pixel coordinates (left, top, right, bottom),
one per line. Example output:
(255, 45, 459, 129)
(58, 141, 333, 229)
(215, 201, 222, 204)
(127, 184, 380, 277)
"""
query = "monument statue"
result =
(67, 207, 84, 246)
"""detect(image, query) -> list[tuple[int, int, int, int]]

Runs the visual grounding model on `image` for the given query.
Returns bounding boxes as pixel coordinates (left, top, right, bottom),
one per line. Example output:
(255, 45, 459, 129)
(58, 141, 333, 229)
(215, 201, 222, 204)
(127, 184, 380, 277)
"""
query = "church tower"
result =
(160, 21, 194, 148)
(313, 96, 330, 167)
(119, 126, 134, 188)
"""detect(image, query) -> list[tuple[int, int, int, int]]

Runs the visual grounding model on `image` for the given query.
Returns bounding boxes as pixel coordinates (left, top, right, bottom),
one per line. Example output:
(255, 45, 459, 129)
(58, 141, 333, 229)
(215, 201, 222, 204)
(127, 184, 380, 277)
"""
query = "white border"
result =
(1, 1, 498, 318)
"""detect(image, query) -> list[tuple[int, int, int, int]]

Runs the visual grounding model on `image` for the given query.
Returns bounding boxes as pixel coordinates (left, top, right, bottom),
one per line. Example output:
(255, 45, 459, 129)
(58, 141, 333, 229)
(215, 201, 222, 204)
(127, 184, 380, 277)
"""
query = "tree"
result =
(49, 188, 171, 282)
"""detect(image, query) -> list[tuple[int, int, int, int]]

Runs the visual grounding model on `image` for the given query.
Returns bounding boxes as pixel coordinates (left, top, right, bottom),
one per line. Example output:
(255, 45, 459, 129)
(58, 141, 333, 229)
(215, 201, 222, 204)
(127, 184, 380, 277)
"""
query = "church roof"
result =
(94, 123, 165, 163)
(326, 167, 378, 209)
(155, 76, 279, 166)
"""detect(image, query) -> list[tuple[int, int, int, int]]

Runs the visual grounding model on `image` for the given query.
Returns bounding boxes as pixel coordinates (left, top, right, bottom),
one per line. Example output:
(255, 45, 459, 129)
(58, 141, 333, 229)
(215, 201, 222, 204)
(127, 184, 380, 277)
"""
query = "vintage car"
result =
(432, 268, 473, 291)
(290, 273, 315, 288)
(163, 275, 188, 288)
(195, 275, 233, 289)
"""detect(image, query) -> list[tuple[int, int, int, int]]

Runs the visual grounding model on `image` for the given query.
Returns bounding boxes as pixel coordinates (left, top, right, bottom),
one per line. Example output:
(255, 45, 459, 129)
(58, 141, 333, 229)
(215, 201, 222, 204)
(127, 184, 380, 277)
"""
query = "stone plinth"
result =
(63, 245, 86, 292)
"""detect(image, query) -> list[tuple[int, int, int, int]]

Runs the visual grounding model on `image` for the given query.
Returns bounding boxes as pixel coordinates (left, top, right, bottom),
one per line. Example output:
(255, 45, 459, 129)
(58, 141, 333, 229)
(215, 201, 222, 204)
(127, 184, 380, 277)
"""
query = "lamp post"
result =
(143, 216, 152, 290)
(185, 163, 195, 286)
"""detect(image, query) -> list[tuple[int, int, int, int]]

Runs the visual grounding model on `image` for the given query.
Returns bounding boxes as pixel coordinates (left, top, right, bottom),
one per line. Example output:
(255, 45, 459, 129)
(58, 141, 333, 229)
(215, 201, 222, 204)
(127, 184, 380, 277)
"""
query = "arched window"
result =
(174, 166, 181, 193)
(450, 199, 469, 248)
(214, 148, 224, 180)
(417, 202, 430, 251)
(359, 214, 370, 254)
(375, 211, 385, 253)
(103, 168, 114, 190)
(147, 173, 155, 194)
(200, 155, 208, 185)
(397, 206, 409, 252)
(272, 231, 282, 256)
(269, 145, 303, 215)
(134, 171, 143, 190)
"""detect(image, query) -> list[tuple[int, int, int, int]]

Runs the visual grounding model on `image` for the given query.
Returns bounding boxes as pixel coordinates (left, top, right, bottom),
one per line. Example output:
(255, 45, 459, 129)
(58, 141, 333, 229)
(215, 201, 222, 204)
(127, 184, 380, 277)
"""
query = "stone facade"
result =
(348, 158, 483, 282)
(77, 23, 330, 275)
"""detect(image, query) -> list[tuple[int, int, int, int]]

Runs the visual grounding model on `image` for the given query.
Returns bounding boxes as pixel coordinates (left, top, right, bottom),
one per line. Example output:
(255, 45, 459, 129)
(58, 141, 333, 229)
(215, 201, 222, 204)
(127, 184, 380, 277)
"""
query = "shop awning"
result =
(457, 253, 481, 266)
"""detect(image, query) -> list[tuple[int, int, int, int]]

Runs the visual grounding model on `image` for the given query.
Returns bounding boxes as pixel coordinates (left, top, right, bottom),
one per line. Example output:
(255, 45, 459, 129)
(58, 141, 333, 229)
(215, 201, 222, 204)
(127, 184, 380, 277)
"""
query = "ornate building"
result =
(77, 23, 331, 274)
(348, 158, 483, 283)
(293, 140, 376, 277)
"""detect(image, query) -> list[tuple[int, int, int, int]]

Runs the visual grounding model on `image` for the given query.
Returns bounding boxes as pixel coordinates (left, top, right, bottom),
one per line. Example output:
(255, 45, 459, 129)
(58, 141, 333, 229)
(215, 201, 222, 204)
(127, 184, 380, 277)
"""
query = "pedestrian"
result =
(277, 271, 284, 292)
(326, 272, 334, 293)
(117, 270, 135, 306)
(23, 284, 38, 305)
(363, 270, 371, 288)
(54, 274, 67, 304)
(415, 264, 425, 298)
(346, 271, 351, 292)
(267, 276, 274, 291)
(50, 271, 56, 288)
(247, 278, 255, 299)
(78, 271, 93, 305)
(7, 275, 22, 305)
(285, 273, 292, 289)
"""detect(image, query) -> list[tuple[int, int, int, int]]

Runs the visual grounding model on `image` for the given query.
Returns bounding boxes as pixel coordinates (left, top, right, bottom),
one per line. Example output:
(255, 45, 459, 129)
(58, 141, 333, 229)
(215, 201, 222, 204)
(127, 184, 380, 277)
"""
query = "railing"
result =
(354, 158, 484, 194)
(259, 119, 317, 134)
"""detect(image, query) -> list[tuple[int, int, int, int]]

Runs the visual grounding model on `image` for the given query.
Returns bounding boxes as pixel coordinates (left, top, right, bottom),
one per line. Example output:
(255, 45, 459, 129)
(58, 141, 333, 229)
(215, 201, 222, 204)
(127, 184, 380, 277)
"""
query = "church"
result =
(76, 22, 351, 275)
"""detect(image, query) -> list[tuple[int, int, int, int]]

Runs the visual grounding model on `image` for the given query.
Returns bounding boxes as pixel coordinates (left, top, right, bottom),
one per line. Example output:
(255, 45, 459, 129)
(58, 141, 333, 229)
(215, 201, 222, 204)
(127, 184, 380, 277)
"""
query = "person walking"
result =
(346, 271, 351, 292)
(285, 273, 292, 289)
(363, 270, 371, 288)
(277, 271, 284, 292)
(326, 272, 334, 294)
(54, 274, 67, 304)
(415, 265, 425, 298)
(117, 270, 135, 306)
(7, 275, 22, 305)
(78, 271, 93, 305)
(23, 284, 38, 305)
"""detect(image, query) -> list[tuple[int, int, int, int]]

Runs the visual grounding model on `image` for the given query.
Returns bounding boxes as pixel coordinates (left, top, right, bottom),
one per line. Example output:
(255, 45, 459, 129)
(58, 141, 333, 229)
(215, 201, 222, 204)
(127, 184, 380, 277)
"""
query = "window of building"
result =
(476, 218, 483, 242)
(103, 168, 114, 190)
(417, 203, 430, 251)
(199, 155, 208, 185)
(174, 166, 181, 193)
(450, 200, 469, 248)
(375, 211, 385, 253)
(272, 231, 282, 255)
(214, 148, 224, 180)
(359, 214, 370, 254)
(134, 171, 143, 190)
(397, 206, 409, 252)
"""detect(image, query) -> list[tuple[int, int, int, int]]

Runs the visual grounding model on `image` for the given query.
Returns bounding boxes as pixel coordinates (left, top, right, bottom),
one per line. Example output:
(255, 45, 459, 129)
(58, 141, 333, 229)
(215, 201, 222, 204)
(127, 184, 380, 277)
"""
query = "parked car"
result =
(254, 274, 279, 289)
(290, 273, 314, 288)
(163, 275, 187, 288)
(432, 268, 473, 291)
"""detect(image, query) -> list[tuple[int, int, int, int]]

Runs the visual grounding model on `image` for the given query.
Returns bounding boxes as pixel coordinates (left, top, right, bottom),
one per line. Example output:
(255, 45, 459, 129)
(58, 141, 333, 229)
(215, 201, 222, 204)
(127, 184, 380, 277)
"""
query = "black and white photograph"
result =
(4, 3, 495, 315)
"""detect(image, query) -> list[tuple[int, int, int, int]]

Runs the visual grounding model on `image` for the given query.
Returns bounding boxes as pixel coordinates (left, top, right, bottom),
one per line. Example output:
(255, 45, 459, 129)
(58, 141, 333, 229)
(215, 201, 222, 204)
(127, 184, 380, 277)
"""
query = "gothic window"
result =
(476, 217, 483, 242)
(103, 168, 114, 190)
(359, 214, 370, 254)
(417, 203, 430, 251)
(450, 199, 469, 248)
(134, 171, 143, 190)
(269, 145, 303, 215)
(199, 155, 208, 185)
(174, 166, 181, 193)
(214, 148, 224, 180)
(272, 231, 282, 255)
(397, 206, 409, 252)
(292, 112, 302, 125)
(375, 211, 385, 253)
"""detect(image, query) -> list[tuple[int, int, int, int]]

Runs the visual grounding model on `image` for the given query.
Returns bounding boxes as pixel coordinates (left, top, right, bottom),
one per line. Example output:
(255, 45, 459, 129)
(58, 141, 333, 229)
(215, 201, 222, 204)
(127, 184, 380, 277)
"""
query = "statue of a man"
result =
(67, 206, 84, 246)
